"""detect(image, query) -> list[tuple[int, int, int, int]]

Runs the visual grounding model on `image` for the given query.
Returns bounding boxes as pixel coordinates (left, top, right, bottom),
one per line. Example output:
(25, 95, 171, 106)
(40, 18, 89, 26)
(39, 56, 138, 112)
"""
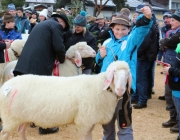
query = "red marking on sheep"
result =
(105, 79, 110, 83)
(8, 89, 17, 112)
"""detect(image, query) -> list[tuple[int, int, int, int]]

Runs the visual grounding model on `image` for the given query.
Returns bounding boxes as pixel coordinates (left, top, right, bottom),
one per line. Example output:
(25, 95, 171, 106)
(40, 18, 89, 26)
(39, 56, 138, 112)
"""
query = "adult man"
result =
(158, 12, 172, 100)
(16, 7, 31, 33)
(13, 14, 70, 134)
(8, 3, 16, 17)
(131, 4, 159, 109)
(160, 9, 180, 134)
(89, 13, 109, 43)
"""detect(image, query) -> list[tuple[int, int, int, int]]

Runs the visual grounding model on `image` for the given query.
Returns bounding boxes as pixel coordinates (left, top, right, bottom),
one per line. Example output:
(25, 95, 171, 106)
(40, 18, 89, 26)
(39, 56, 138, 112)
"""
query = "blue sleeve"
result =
(95, 51, 104, 66)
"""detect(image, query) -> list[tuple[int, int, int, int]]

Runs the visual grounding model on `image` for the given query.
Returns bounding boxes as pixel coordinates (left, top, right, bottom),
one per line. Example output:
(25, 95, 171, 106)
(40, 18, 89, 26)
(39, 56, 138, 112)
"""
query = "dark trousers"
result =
(165, 84, 177, 121)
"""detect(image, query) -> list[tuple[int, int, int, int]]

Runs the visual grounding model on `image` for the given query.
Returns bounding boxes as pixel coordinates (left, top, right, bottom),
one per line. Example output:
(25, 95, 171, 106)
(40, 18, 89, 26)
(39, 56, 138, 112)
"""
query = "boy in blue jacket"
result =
(96, 6, 153, 140)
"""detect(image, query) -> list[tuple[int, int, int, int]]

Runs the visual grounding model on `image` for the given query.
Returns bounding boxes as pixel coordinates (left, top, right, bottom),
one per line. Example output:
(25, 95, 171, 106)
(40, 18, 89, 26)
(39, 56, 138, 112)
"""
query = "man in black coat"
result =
(13, 14, 70, 134)
(13, 14, 69, 76)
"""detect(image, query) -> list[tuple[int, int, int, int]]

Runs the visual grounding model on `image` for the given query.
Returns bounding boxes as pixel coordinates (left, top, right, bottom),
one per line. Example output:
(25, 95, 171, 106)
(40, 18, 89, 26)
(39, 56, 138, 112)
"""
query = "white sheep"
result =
(2, 42, 96, 84)
(0, 61, 132, 140)
(0, 40, 26, 85)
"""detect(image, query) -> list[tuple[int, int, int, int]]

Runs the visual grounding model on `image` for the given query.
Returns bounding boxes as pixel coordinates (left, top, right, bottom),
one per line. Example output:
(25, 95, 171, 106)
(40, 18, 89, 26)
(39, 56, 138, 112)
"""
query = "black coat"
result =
(14, 17, 66, 75)
(0, 39, 6, 63)
(63, 30, 97, 70)
(169, 53, 180, 90)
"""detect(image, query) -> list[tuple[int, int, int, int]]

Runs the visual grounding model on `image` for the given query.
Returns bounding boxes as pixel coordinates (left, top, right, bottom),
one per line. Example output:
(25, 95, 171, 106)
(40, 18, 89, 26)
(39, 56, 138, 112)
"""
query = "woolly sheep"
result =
(2, 42, 96, 84)
(0, 61, 132, 140)
(0, 40, 26, 85)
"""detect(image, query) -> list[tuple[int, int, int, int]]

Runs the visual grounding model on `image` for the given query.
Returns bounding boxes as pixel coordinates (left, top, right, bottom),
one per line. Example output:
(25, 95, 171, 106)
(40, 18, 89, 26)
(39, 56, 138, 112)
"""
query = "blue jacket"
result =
(96, 14, 153, 91)
(0, 25, 22, 40)
(15, 14, 31, 33)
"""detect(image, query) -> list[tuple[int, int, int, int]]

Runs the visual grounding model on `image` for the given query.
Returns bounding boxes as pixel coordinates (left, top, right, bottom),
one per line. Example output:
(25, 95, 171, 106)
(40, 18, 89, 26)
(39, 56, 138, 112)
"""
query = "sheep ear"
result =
(127, 70, 132, 93)
(103, 66, 116, 90)
(75, 51, 82, 67)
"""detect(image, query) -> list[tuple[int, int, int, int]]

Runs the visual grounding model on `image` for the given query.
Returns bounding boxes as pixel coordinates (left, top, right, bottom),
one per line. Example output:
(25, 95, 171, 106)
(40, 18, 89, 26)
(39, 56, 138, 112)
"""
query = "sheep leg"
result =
(81, 127, 93, 140)
(17, 123, 28, 140)
(1, 130, 9, 140)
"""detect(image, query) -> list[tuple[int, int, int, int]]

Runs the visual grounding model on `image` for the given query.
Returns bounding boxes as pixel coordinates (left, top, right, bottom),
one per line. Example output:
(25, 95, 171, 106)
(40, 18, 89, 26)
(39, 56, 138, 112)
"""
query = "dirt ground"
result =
(4, 65, 179, 140)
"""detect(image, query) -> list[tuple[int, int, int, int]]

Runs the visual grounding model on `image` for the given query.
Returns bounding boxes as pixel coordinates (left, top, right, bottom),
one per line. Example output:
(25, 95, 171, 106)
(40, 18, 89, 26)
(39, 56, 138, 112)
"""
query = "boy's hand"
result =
(100, 47, 106, 58)
(141, 6, 152, 19)
(5, 40, 11, 49)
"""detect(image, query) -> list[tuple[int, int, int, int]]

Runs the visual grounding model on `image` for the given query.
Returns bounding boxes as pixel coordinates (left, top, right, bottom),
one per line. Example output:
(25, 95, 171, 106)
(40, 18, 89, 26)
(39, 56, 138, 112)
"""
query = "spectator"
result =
(13, 13, 70, 135)
(160, 9, 180, 134)
(158, 12, 172, 100)
(89, 13, 109, 44)
(25, 9, 32, 20)
(162, 43, 180, 140)
(30, 10, 39, 30)
(63, 10, 97, 74)
(38, 9, 48, 22)
(0, 13, 22, 40)
(8, 3, 16, 17)
(16, 7, 31, 33)
(131, 4, 159, 109)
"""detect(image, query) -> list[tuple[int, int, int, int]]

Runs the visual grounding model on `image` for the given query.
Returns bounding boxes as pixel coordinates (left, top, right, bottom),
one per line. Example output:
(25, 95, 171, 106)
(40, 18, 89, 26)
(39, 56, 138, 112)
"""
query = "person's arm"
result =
(160, 32, 180, 49)
(0, 42, 6, 50)
(52, 24, 66, 63)
(169, 67, 180, 78)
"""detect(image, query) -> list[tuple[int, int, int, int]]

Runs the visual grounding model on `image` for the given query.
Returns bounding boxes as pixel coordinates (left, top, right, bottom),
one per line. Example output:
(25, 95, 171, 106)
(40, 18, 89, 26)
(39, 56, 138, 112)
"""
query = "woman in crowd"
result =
(63, 10, 97, 74)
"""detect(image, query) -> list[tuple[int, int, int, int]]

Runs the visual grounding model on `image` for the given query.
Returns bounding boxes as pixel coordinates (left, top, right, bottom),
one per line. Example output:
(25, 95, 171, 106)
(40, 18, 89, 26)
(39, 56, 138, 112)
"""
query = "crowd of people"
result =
(0, 2, 180, 140)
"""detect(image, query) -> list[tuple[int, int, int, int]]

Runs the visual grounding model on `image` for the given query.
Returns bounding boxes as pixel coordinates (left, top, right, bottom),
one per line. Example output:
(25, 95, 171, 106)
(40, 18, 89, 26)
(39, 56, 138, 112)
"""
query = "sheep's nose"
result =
(93, 52, 96, 54)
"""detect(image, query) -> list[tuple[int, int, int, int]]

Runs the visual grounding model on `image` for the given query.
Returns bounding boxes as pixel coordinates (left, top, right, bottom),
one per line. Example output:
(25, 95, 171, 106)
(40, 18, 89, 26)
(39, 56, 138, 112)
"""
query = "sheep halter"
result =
(53, 60, 60, 76)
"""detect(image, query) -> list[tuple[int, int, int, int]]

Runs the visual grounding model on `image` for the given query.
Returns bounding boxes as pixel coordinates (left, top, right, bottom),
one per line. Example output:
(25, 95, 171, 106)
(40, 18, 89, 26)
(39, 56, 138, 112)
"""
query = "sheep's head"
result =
(66, 42, 96, 58)
(103, 61, 132, 97)
(10, 40, 26, 56)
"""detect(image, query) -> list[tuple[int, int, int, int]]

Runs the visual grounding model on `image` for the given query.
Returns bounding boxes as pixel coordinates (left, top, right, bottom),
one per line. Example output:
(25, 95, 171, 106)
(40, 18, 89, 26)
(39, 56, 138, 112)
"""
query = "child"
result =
(163, 43, 180, 140)
(95, 6, 153, 140)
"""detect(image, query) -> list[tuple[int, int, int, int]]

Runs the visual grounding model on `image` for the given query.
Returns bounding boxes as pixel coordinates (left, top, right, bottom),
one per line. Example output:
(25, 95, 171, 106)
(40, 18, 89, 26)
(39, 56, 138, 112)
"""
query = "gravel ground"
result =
(3, 65, 178, 140)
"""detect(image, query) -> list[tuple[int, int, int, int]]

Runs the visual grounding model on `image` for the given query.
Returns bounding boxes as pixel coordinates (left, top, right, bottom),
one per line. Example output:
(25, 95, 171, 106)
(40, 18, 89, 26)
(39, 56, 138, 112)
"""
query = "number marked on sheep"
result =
(3, 87, 11, 96)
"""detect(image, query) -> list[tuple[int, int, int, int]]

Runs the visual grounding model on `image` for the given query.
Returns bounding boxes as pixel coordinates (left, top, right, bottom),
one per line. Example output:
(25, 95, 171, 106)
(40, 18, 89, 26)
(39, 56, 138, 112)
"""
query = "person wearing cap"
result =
(38, 9, 48, 22)
(157, 12, 172, 66)
(0, 13, 22, 40)
(13, 13, 70, 135)
(30, 10, 39, 30)
(8, 3, 16, 17)
(15, 7, 31, 34)
(159, 9, 180, 134)
(63, 10, 97, 74)
(96, 6, 153, 140)
(131, 4, 159, 109)
(158, 12, 172, 100)
(25, 9, 32, 20)
(89, 13, 109, 43)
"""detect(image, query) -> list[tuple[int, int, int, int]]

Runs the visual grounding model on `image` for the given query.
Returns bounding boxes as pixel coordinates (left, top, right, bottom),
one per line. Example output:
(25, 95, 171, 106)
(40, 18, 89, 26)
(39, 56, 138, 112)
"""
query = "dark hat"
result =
(3, 13, 14, 23)
(51, 14, 70, 31)
(109, 12, 131, 27)
(8, 3, 16, 11)
(25, 9, 32, 14)
(172, 9, 180, 22)
(17, 7, 24, 12)
(163, 12, 172, 19)
(73, 11, 87, 27)
(32, 10, 38, 16)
